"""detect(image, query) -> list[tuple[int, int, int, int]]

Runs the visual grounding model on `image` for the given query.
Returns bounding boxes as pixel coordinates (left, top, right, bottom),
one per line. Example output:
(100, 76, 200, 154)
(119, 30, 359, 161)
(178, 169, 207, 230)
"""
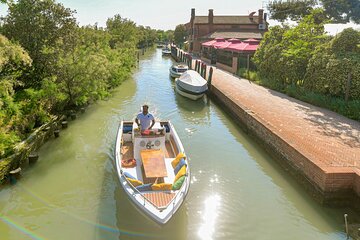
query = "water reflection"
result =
(198, 194, 221, 240)
(174, 94, 211, 126)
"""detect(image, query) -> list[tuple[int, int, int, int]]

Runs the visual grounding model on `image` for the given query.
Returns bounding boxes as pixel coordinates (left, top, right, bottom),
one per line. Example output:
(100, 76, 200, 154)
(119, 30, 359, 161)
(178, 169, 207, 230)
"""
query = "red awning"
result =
(213, 41, 232, 49)
(243, 44, 259, 52)
(243, 38, 260, 43)
(202, 38, 260, 52)
(202, 40, 217, 47)
(224, 41, 248, 52)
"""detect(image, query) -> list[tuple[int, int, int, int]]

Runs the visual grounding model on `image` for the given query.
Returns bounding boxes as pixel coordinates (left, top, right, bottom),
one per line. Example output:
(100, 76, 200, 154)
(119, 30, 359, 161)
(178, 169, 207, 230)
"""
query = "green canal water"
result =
(0, 49, 352, 240)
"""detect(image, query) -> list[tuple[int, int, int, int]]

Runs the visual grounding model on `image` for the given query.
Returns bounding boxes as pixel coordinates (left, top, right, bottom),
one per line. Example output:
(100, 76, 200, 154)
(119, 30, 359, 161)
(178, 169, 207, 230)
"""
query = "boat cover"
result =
(177, 70, 208, 93)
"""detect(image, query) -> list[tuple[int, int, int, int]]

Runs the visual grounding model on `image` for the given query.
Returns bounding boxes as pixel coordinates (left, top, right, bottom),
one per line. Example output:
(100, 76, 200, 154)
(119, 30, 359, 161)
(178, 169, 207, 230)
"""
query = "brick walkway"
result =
(209, 66, 360, 189)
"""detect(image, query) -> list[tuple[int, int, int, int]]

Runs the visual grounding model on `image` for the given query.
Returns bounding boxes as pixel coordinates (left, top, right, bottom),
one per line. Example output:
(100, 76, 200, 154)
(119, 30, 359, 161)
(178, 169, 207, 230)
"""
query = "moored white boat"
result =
(169, 63, 188, 78)
(175, 70, 208, 100)
(115, 120, 190, 224)
(162, 48, 171, 56)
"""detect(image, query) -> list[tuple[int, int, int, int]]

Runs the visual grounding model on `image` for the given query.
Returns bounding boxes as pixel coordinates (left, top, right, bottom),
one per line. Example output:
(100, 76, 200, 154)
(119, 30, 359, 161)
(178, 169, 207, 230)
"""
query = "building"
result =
(185, 8, 268, 53)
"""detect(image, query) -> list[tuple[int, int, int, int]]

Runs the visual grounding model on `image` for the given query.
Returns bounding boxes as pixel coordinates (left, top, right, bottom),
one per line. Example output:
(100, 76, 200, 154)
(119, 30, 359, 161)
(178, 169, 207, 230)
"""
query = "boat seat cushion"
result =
(136, 183, 153, 192)
(171, 153, 186, 168)
(174, 158, 186, 175)
(127, 178, 143, 187)
(151, 183, 173, 191)
(173, 165, 186, 183)
(172, 176, 185, 190)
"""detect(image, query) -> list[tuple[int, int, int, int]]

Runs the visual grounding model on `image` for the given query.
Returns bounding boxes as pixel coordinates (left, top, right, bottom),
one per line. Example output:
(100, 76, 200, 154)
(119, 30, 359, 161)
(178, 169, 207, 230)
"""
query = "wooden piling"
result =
(9, 167, 21, 184)
(61, 121, 68, 129)
(29, 152, 39, 164)
(208, 67, 213, 87)
(70, 113, 77, 120)
(54, 129, 60, 138)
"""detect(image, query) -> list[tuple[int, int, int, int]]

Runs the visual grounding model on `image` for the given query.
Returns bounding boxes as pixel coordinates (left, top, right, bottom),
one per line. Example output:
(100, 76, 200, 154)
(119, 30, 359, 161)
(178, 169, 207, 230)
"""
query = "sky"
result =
(0, 0, 359, 33)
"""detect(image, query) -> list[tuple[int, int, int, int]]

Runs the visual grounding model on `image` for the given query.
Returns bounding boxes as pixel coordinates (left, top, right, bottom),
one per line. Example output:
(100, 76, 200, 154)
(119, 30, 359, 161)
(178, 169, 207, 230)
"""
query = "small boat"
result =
(162, 48, 171, 56)
(115, 121, 190, 224)
(169, 64, 189, 78)
(175, 70, 208, 100)
(157, 44, 164, 48)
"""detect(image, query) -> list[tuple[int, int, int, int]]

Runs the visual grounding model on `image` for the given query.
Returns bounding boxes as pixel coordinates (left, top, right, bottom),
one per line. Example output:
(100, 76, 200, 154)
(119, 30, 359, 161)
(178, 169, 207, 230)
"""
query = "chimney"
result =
(191, 8, 195, 22)
(208, 9, 214, 24)
(258, 9, 264, 24)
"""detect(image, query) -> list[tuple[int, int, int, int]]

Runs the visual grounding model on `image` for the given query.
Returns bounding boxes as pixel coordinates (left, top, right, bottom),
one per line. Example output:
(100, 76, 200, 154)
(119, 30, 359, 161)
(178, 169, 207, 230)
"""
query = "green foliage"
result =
(268, 0, 360, 23)
(237, 68, 261, 82)
(268, 0, 317, 22)
(2, 0, 77, 88)
(254, 9, 328, 89)
(0, 2, 147, 158)
(174, 24, 187, 45)
(253, 9, 360, 121)
(304, 28, 360, 99)
(157, 30, 174, 43)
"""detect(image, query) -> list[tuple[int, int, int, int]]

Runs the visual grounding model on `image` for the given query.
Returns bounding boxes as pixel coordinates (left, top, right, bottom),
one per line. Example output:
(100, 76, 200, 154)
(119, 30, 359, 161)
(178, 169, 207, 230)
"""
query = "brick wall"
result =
(209, 84, 360, 211)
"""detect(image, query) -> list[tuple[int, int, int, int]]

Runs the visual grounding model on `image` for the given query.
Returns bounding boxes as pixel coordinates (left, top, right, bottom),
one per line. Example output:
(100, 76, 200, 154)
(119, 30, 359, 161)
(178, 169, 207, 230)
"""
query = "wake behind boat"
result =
(175, 70, 208, 100)
(115, 121, 190, 224)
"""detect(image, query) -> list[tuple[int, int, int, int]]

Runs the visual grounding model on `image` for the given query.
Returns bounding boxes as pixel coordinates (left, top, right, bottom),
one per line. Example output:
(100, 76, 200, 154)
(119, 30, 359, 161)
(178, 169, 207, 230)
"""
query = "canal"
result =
(0, 49, 352, 240)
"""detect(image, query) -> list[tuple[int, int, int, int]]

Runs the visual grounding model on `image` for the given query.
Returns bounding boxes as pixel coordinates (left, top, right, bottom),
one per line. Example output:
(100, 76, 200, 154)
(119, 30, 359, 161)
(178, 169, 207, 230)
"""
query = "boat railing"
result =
(121, 172, 160, 209)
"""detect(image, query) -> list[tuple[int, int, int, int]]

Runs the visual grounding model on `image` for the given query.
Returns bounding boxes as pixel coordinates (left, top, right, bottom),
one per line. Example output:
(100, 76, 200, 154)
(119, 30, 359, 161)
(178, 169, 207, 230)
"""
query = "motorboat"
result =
(169, 63, 188, 78)
(162, 48, 171, 56)
(175, 70, 208, 100)
(115, 121, 190, 224)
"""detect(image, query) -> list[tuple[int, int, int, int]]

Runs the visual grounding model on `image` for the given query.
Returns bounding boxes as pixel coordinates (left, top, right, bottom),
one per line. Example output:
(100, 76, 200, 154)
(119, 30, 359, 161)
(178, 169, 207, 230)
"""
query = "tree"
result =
(0, 34, 32, 157)
(304, 28, 360, 99)
(107, 14, 138, 49)
(253, 9, 328, 88)
(2, 0, 77, 88)
(268, 0, 360, 23)
(174, 24, 187, 45)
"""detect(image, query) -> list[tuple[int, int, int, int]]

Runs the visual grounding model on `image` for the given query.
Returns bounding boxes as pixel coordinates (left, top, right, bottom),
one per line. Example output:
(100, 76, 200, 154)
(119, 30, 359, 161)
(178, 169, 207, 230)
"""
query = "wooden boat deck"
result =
(143, 192, 176, 209)
(121, 141, 176, 184)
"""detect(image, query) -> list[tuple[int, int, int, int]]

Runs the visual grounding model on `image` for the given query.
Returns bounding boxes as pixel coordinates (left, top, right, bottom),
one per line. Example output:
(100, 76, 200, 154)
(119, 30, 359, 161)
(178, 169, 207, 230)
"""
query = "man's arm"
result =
(148, 119, 155, 130)
(135, 118, 140, 127)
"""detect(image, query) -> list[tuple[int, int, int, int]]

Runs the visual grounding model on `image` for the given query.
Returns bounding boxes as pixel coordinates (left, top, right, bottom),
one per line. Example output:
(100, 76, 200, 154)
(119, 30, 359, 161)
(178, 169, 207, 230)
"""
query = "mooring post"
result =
(208, 67, 213, 87)
(344, 214, 349, 239)
(54, 129, 60, 138)
(9, 167, 21, 184)
(61, 121, 68, 129)
(29, 152, 39, 164)
(203, 64, 207, 79)
(70, 113, 77, 120)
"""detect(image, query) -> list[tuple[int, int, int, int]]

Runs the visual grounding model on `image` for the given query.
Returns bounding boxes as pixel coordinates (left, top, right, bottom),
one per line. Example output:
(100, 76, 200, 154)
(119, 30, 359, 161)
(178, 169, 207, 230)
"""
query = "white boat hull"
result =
(170, 69, 181, 78)
(115, 121, 190, 224)
(175, 79, 206, 100)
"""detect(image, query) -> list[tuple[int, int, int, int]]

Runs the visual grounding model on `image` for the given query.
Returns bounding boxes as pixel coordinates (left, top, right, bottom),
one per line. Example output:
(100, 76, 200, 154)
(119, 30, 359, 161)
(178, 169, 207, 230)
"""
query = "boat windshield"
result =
(177, 68, 187, 73)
